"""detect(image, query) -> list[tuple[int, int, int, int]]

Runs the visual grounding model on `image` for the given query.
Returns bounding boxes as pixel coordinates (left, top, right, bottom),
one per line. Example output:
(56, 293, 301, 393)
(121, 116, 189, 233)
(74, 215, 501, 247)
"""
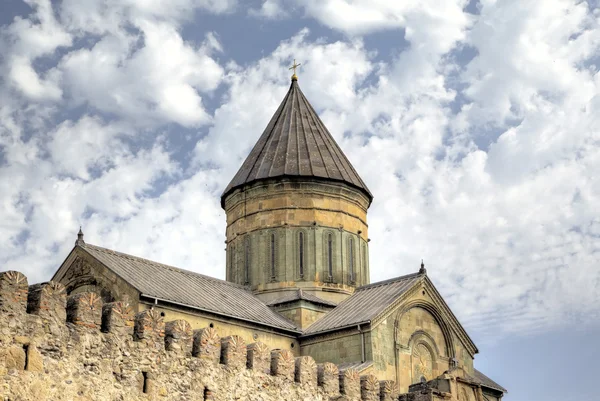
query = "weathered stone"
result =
(192, 327, 220, 363)
(294, 356, 317, 385)
(134, 309, 164, 349)
(340, 368, 360, 398)
(27, 281, 67, 322)
(101, 301, 134, 335)
(318, 362, 339, 396)
(164, 319, 192, 354)
(0, 271, 28, 315)
(380, 380, 399, 401)
(270, 349, 294, 381)
(26, 345, 44, 372)
(67, 292, 102, 329)
(247, 341, 270, 373)
(220, 335, 246, 369)
(4, 345, 25, 371)
(361, 374, 379, 401)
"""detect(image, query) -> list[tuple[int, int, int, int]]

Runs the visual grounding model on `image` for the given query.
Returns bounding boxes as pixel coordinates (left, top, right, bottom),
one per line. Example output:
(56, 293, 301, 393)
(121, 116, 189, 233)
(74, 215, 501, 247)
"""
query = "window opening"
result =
(244, 237, 250, 284)
(22, 344, 29, 370)
(142, 372, 149, 393)
(348, 238, 355, 282)
(327, 234, 333, 279)
(270, 234, 276, 280)
(299, 232, 304, 277)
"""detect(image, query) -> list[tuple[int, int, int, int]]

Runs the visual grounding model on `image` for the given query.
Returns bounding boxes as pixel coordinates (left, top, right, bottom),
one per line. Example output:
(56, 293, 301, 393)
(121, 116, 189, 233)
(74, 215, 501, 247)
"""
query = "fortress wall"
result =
(0, 271, 404, 401)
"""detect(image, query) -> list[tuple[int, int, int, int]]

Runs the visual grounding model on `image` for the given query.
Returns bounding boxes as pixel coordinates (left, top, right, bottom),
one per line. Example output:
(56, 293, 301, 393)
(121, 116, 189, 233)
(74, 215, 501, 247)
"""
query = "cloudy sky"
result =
(1, 0, 599, 399)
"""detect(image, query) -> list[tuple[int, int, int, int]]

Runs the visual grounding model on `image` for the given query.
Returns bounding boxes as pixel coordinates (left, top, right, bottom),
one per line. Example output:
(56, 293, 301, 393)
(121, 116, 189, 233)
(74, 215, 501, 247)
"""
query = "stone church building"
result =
(50, 74, 506, 400)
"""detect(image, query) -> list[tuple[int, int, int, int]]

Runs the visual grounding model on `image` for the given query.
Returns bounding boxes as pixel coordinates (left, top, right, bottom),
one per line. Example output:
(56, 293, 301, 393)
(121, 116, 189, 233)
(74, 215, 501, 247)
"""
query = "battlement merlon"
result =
(1, 270, 410, 401)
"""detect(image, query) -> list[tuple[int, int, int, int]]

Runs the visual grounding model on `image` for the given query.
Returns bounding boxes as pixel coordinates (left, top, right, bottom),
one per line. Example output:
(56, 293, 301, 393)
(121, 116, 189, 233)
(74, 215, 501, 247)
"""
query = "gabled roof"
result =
(71, 243, 299, 333)
(473, 369, 507, 393)
(303, 272, 423, 335)
(221, 78, 372, 205)
(266, 289, 338, 307)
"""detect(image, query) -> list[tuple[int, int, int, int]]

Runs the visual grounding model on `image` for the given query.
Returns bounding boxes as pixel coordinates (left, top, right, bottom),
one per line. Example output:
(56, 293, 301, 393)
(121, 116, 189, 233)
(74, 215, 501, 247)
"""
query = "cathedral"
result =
(50, 72, 506, 400)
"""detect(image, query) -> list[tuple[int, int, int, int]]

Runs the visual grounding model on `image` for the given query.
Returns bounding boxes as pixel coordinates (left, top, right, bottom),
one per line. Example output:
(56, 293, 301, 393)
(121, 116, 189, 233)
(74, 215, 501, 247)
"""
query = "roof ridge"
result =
(80, 243, 248, 290)
(356, 272, 422, 291)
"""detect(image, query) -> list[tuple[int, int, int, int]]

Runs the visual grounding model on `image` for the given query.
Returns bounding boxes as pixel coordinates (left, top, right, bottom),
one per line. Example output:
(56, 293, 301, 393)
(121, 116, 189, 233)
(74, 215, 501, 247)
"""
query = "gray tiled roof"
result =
(221, 78, 372, 204)
(266, 289, 337, 307)
(473, 369, 507, 393)
(79, 243, 298, 332)
(304, 272, 423, 335)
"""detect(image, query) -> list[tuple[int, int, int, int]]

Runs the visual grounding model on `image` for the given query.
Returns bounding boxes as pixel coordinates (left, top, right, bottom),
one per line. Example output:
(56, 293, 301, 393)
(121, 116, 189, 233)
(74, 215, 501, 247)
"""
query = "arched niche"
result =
(64, 275, 115, 303)
(394, 301, 455, 359)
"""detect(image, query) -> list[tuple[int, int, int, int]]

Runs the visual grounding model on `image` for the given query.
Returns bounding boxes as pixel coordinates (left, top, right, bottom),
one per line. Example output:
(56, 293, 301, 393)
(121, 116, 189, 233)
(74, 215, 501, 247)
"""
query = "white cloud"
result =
(249, 0, 289, 19)
(0, 0, 599, 345)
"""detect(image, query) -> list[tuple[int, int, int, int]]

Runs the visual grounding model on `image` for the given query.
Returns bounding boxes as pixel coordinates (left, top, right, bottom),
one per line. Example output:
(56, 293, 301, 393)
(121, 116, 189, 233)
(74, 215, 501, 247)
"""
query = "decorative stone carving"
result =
(165, 319, 193, 354)
(102, 302, 134, 335)
(360, 374, 379, 401)
(318, 362, 339, 396)
(27, 281, 67, 322)
(270, 349, 294, 381)
(192, 327, 220, 364)
(134, 309, 165, 349)
(247, 342, 270, 373)
(0, 271, 28, 315)
(67, 292, 102, 329)
(294, 356, 317, 385)
(339, 368, 360, 398)
(412, 343, 433, 382)
(379, 380, 399, 401)
(220, 335, 247, 369)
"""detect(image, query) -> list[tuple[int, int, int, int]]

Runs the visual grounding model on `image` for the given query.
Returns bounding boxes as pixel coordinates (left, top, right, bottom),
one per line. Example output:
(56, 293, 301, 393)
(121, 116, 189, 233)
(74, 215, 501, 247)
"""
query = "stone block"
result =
(361, 374, 379, 401)
(66, 292, 102, 329)
(134, 309, 165, 349)
(3, 345, 25, 371)
(294, 356, 317, 385)
(318, 362, 339, 396)
(101, 302, 134, 335)
(27, 281, 67, 322)
(270, 349, 294, 381)
(0, 271, 28, 315)
(165, 319, 193, 354)
(339, 368, 360, 398)
(247, 342, 270, 373)
(220, 335, 247, 369)
(192, 327, 220, 364)
(26, 345, 44, 372)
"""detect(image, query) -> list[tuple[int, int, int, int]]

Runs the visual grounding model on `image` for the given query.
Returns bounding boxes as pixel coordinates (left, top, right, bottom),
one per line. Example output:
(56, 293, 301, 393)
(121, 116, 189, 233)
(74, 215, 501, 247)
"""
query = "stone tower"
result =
(221, 74, 373, 313)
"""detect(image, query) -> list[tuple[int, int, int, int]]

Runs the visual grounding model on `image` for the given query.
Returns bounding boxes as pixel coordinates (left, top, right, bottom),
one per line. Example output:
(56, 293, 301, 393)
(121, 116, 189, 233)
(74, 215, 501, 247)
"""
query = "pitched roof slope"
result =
(79, 243, 298, 332)
(473, 369, 507, 393)
(221, 78, 372, 204)
(266, 289, 338, 307)
(303, 272, 423, 335)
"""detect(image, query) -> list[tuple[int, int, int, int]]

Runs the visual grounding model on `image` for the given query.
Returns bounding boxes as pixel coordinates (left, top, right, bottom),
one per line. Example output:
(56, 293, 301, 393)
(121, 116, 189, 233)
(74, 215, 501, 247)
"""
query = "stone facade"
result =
(0, 271, 494, 401)
(223, 179, 370, 306)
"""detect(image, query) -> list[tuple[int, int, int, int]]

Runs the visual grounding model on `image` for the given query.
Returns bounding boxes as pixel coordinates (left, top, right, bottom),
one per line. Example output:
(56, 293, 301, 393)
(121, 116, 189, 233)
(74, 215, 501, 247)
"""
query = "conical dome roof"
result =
(221, 78, 372, 205)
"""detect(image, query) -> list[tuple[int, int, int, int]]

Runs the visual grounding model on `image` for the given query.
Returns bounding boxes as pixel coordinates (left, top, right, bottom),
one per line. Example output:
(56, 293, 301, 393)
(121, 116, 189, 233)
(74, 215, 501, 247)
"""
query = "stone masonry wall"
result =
(0, 271, 405, 401)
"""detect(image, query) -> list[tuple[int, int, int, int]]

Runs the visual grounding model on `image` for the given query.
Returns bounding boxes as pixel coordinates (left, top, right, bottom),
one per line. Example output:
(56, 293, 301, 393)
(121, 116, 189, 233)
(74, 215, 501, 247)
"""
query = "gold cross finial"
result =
(289, 59, 301, 81)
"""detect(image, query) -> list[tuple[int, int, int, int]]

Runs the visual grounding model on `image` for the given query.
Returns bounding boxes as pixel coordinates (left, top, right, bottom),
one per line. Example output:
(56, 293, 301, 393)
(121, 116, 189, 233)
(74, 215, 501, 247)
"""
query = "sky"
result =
(0, 1, 599, 399)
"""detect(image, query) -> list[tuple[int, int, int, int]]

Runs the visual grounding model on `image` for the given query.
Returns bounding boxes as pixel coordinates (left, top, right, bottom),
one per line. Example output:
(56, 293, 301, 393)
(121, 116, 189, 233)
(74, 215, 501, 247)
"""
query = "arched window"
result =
(362, 243, 367, 271)
(244, 237, 250, 285)
(228, 242, 235, 281)
(299, 232, 304, 277)
(327, 233, 333, 279)
(270, 233, 276, 280)
(348, 237, 355, 282)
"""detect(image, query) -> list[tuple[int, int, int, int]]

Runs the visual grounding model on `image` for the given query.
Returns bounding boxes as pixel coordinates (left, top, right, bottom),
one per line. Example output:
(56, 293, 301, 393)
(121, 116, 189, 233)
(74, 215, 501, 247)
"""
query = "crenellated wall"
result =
(0, 271, 401, 401)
